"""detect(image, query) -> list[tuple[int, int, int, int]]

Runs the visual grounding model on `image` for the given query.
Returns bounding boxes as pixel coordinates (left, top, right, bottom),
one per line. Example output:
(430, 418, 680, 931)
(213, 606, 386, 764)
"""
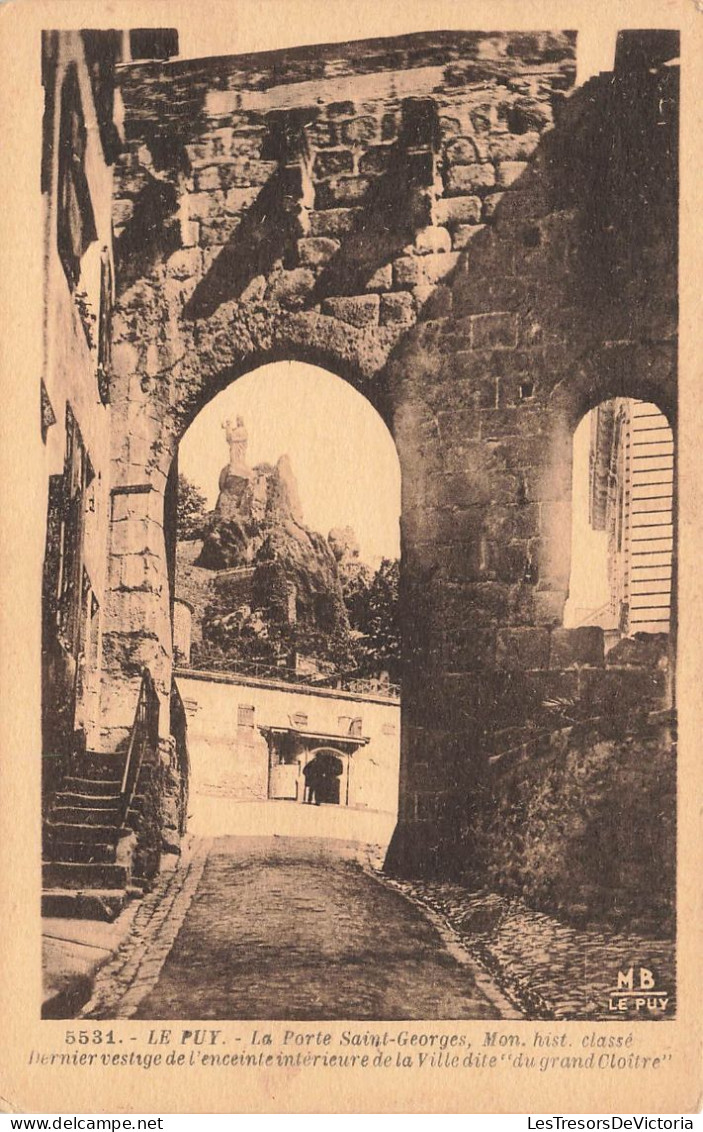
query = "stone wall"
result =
(102, 30, 678, 889)
(408, 631, 675, 930)
(473, 712, 676, 935)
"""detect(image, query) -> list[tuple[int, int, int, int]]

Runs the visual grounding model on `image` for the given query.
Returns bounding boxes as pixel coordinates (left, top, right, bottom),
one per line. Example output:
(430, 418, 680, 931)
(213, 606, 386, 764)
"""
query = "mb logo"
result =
(608, 966, 669, 1014)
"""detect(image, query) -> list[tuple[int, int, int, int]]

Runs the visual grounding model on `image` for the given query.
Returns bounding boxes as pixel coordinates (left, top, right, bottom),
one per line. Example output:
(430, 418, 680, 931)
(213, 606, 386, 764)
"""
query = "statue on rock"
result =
(221, 416, 254, 487)
(215, 416, 257, 520)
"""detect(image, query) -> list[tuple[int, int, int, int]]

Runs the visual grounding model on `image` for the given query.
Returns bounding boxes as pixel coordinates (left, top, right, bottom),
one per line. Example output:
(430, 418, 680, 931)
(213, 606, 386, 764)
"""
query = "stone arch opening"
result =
(564, 397, 675, 651)
(168, 360, 403, 836)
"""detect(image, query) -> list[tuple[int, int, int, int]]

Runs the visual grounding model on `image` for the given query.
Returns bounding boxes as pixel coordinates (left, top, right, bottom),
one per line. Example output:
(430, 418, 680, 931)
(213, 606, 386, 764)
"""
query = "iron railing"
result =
(176, 657, 401, 700)
(120, 668, 160, 824)
(170, 678, 190, 836)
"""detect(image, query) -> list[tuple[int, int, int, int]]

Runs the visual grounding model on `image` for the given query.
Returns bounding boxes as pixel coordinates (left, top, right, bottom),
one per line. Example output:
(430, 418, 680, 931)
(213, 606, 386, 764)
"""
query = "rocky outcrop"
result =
(180, 435, 354, 669)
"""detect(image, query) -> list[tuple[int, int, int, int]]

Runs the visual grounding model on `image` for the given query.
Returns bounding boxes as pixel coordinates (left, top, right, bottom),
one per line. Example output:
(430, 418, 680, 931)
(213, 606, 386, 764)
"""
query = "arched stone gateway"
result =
(100, 27, 677, 900)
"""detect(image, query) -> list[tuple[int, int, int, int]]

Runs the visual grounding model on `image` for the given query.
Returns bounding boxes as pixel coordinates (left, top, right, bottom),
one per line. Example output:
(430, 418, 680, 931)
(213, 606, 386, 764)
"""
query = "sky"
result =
(178, 362, 401, 564)
(563, 412, 610, 627)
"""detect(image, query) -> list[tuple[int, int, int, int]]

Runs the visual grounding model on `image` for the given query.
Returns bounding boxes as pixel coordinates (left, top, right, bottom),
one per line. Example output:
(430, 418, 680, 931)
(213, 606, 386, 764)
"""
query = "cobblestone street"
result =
(390, 880, 676, 1022)
(82, 837, 516, 1021)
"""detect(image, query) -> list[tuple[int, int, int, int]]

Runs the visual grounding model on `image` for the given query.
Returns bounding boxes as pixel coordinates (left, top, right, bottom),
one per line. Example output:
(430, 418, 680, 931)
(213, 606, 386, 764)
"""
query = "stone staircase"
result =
(42, 753, 140, 922)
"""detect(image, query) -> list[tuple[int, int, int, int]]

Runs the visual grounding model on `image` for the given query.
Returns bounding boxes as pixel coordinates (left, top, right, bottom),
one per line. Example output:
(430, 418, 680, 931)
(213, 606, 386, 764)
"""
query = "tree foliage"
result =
(345, 557, 401, 681)
(177, 473, 208, 539)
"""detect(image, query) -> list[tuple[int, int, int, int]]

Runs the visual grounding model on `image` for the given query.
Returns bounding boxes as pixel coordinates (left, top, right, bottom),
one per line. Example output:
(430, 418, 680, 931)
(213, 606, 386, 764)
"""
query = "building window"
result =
(57, 65, 97, 290)
(56, 407, 94, 658)
(349, 717, 363, 737)
(238, 704, 255, 728)
(97, 247, 113, 404)
(291, 711, 308, 728)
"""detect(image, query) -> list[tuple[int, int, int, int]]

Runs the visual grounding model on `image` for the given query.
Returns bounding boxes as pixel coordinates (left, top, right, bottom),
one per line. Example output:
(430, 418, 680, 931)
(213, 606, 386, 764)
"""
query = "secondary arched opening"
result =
(564, 397, 675, 651)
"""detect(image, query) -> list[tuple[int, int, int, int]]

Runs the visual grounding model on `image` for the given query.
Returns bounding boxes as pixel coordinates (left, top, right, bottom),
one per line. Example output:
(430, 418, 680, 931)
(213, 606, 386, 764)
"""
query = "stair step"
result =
(71, 753, 126, 781)
(43, 861, 129, 889)
(42, 888, 128, 922)
(54, 791, 121, 807)
(48, 842, 117, 864)
(51, 810, 122, 828)
(63, 777, 123, 796)
(44, 822, 118, 844)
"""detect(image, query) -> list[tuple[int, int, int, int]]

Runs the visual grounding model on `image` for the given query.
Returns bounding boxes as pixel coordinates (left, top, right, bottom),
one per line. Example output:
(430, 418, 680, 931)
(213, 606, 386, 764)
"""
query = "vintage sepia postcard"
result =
(0, 0, 701, 1115)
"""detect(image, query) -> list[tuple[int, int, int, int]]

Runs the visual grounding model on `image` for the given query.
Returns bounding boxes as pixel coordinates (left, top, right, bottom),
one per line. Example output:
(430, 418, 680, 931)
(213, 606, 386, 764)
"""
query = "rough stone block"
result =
(439, 116, 462, 139)
(327, 101, 356, 118)
(393, 255, 424, 288)
(496, 627, 550, 670)
(469, 312, 519, 350)
(359, 145, 395, 175)
(179, 218, 200, 247)
(482, 193, 506, 220)
(414, 226, 452, 255)
(579, 667, 669, 718)
(341, 116, 378, 146)
(166, 248, 203, 280)
(507, 99, 551, 135)
(118, 554, 157, 591)
(419, 283, 454, 319)
(423, 252, 461, 283)
(296, 236, 340, 266)
(112, 198, 134, 229)
(533, 589, 567, 626)
(606, 634, 670, 669)
(484, 503, 541, 543)
(434, 195, 482, 226)
(306, 120, 337, 148)
(550, 627, 605, 669)
(111, 341, 139, 378)
(488, 132, 541, 162)
(116, 166, 149, 198)
(315, 176, 373, 208)
(445, 137, 482, 165)
(199, 216, 240, 247)
(381, 112, 399, 141)
(223, 187, 259, 214)
(322, 294, 380, 327)
(267, 268, 316, 309)
(194, 165, 222, 192)
(496, 160, 530, 188)
(240, 274, 267, 303)
(110, 517, 161, 557)
(225, 159, 277, 189)
(309, 208, 362, 237)
(440, 628, 496, 671)
(111, 489, 162, 528)
(452, 223, 486, 249)
(380, 292, 415, 326)
(313, 149, 354, 178)
(486, 539, 532, 583)
(364, 264, 393, 291)
(187, 191, 223, 220)
(445, 163, 496, 196)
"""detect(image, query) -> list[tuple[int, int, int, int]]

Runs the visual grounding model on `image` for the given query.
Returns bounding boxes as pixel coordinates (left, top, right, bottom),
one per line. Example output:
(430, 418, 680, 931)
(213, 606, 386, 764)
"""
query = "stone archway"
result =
(100, 28, 678, 883)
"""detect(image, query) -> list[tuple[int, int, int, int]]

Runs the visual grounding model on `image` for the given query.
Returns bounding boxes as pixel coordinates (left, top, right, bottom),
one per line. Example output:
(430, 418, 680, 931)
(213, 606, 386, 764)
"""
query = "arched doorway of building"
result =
(168, 361, 402, 838)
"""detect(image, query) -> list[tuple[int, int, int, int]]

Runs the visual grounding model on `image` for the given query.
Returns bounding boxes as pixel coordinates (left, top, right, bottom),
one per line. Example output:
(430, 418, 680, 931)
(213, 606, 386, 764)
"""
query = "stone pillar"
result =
(100, 482, 172, 751)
